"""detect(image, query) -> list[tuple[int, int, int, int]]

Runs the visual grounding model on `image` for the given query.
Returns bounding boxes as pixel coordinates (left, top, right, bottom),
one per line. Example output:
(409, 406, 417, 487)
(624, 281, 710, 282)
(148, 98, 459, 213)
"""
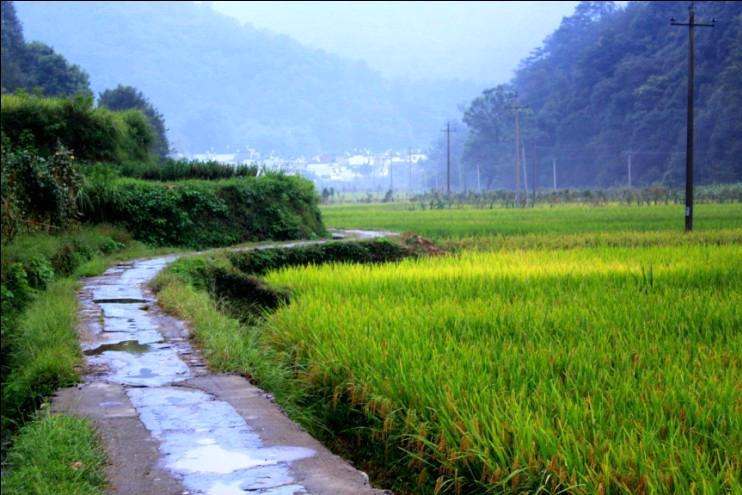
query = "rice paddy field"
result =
(257, 202, 741, 494)
(321, 203, 742, 244)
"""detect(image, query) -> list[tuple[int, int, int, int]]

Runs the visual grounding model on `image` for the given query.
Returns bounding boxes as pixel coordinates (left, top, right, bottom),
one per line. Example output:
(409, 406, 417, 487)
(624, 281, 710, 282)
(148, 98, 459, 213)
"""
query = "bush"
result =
(0, 225, 132, 388)
(228, 238, 412, 275)
(1, 93, 154, 163)
(1, 139, 82, 240)
(81, 173, 325, 247)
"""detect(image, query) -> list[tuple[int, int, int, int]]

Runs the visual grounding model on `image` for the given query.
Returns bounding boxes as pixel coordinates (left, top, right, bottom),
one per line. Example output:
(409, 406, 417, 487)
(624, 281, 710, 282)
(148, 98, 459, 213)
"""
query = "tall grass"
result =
(1, 414, 107, 495)
(91, 159, 258, 181)
(263, 245, 741, 494)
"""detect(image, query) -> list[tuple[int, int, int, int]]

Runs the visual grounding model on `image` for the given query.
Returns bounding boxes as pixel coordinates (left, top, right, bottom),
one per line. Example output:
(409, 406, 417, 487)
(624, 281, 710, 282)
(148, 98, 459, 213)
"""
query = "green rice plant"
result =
(320, 203, 742, 242)
(262, 245, 741, 494)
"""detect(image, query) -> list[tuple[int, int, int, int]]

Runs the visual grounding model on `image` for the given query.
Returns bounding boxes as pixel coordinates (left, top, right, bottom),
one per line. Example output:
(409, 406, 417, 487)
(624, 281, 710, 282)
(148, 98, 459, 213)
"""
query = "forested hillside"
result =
(14, 1, 479, 156)
(460, 1, 741, 188)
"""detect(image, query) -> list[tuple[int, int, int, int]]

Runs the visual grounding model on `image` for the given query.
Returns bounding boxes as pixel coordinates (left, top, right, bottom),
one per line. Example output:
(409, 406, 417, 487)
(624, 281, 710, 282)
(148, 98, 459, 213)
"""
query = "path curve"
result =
(53, 230, 392, 495)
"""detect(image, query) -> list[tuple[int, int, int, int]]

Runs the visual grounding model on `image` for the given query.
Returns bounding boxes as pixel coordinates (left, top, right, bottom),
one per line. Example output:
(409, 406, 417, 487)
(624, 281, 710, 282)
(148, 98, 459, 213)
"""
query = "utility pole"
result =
(509, 99, 528, 207)
(476, 162, 482, 193)
(408, 147, 413, 194)
(627, 151, 633, 188)
(442, 122, 456, 198)
(531, 146, 537, 206)
(391, 159, 395, 192)
(552, 157, 557, 191)
(671, 1, 715, 232)
(446, 122, 451, 197)
(521, 143, 529, 207)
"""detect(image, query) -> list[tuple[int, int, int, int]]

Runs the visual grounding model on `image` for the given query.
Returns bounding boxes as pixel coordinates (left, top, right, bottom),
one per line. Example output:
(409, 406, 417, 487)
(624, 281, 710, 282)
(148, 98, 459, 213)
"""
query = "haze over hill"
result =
(15, 1, 498, 156)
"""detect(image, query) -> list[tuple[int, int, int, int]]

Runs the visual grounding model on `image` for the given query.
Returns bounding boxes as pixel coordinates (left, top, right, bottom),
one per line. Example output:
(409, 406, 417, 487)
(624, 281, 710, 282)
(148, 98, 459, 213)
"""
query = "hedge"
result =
(80, 173, 326, 247)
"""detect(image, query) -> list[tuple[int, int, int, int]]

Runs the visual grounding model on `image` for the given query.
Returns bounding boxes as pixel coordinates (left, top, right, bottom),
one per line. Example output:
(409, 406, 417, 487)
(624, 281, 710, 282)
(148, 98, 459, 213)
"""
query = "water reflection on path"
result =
(84, 256, 313, 495)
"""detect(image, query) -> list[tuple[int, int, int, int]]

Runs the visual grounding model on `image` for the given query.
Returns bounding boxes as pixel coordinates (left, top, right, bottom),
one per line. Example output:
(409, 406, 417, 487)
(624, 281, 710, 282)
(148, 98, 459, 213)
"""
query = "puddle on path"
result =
(129, 387, 314, 495)
(84, 339, 150, 356)
(84, 256, 315, 494)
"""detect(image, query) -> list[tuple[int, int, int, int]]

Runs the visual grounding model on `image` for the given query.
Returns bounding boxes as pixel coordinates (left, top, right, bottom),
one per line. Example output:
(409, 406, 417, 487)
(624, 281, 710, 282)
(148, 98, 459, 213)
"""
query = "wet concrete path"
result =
(53, 232, 391, 495)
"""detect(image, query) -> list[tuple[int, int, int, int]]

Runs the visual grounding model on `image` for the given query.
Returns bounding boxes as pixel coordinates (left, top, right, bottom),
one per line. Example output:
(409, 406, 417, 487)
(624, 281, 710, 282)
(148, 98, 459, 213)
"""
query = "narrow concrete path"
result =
(52, 232, 391, 495)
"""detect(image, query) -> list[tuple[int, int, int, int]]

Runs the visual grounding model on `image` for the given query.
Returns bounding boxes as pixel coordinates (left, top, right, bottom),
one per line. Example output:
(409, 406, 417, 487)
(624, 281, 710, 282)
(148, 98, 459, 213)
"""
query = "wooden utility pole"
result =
(521, 143, 529, 207)
(389, 158, 393, 192)
(514, 110, 521, 205)
(531, 146, 537, 206)
(446, 122, 451, 197)
(441, 122, 456, 198)
(671, 1, 715, 231)
(509, 100, 528, 207)
(408, 147, 413, 193)
(552, 157, 557, 191)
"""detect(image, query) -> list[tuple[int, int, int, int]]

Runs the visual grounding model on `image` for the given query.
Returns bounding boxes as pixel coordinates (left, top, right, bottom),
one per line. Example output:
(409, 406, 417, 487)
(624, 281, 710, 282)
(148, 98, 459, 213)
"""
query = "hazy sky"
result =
(210, 1, 579, 84)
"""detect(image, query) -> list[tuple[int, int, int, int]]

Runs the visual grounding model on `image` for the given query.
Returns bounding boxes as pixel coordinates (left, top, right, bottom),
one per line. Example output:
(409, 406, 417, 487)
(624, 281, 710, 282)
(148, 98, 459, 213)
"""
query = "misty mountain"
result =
(460, 0, 742, 188)
(15, 1, 480, 156)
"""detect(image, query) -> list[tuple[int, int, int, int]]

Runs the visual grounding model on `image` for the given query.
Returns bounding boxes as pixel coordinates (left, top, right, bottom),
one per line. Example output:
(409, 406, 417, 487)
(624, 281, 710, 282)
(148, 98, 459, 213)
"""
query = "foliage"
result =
(1, 413, 106, 495)
(1, 93, 154, 163)
(263, 243, 741, 494)
(80, 173, 325, 247)
(1, 278, 82, 442)
(92, 158, 258, 181)
(1, 139, 82, 240)
(0, 226, 131, 438)
(462, 1, 742, 188)
(1, 0, 26, 92)
(99, 85, 169, 158)
(1, 1, 90, 97)
(227, 238, 412, 276)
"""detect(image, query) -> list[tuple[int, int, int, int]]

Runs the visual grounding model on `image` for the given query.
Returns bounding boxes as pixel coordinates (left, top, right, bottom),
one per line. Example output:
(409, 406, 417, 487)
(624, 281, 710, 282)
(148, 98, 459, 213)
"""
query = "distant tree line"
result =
(1, 0, 169, 158)
(428, 1, 741, 190)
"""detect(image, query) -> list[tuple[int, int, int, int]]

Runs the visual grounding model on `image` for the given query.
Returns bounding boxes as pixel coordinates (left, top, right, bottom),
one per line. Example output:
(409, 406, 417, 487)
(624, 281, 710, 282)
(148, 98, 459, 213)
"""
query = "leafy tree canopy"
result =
(463, 1, 742, 188)
(1, 0, 91, 97)
(99, 85, 169, 158)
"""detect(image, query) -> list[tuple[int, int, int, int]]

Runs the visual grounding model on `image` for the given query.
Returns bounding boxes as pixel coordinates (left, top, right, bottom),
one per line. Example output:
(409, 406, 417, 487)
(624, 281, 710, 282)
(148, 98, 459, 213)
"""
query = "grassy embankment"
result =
(2, 92, 328, 493)
(0, 226, 175, 494)
(157, 202, 741, 494)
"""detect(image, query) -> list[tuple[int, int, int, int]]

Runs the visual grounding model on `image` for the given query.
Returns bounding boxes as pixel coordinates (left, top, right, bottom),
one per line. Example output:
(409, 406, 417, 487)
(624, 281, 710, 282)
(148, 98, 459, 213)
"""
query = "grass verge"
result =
(1, 413, 106, 495)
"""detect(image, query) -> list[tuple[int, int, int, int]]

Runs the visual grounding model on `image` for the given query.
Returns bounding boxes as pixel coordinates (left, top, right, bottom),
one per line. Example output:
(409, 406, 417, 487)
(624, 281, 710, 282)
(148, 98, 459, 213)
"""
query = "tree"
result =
(99, 85, 170, 158)
(1, 0, 91, 97)
(1, 0, 27, 92)
(462, 85, 518, 189)
(23, 42, 91, 97)
(462, 1, 742, 187)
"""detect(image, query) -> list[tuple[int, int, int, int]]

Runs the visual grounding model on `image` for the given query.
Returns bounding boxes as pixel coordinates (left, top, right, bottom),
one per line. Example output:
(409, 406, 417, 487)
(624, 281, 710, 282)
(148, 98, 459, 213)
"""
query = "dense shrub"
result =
(1, 139, 83, 240)
(1, 93, 154, 163)
(80, 173, 325, 247)
(228, 238, 411, 276)
(95, 158, 258, 181)
(0, 226, 132, 452)
(0, 226, 130, 384)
